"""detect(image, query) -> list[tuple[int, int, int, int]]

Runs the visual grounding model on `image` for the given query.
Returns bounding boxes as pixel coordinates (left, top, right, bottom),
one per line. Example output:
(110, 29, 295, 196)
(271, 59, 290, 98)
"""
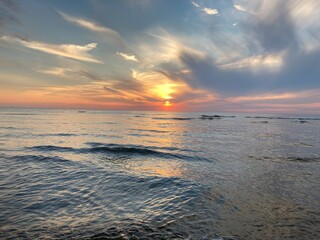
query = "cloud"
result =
(166, 0, 319, 99)
(191, 1, 218, 15)
(202, 7, 218, 15)
(233, 4, 256, 15)
(0, 36, 102, 63)
(251, 3, 297, 53)
(116, 52, 139, 62)
(38, 67, 71, 76)
(58, 11, 124, 45)
(192, 2, 200, 8)
(179, 47, 320, 96)
(234, 4, 246, 12)
(59, 11, 114, 34)
(220, 53, 284, 72)
(37, 66, 110, 83)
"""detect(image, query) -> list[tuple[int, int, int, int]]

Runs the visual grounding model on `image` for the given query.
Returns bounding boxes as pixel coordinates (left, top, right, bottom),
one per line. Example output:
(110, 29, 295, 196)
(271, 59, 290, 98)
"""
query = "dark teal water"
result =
(0, 109, 319, 239)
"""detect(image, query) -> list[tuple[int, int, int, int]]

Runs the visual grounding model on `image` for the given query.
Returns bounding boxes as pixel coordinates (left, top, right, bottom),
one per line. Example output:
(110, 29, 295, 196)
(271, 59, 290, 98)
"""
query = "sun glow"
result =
(164, 100, 171, 107)
(152, 83, 176, 100)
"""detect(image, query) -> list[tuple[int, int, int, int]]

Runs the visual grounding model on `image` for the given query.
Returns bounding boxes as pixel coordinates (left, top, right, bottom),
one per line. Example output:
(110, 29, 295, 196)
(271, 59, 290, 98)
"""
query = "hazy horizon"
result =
(2, 106, 320, 117)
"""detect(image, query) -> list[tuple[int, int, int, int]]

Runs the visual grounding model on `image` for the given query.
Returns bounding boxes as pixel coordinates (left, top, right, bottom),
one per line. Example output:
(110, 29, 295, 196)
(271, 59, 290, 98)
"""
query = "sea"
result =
(0, 108, 319, 240)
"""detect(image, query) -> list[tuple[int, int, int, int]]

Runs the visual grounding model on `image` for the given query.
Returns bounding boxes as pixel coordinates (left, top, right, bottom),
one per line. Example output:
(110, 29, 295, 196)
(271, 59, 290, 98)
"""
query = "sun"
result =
(164, 100, 171, 107)
(151, 83, 177, 108)
(152, 83, 176, 100)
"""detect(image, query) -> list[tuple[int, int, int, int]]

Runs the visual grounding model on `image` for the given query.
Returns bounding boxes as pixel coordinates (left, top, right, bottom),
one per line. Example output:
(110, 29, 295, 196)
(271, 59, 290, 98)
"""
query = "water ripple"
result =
(27, 143, 210, 162)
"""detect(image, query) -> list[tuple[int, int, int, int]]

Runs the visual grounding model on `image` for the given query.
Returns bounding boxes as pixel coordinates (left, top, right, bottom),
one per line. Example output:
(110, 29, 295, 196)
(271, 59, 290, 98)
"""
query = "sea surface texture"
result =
(0, 109, 319, 240)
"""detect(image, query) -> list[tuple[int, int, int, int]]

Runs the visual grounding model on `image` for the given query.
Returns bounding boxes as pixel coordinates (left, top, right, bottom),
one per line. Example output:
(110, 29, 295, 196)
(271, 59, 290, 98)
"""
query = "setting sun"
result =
(152, 83, 176, 100)
(164, 100, 171, 107)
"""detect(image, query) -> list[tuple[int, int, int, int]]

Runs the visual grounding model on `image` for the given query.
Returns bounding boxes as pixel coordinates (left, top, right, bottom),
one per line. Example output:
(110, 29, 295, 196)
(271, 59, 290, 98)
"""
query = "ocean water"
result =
(0, 108, 319, 240)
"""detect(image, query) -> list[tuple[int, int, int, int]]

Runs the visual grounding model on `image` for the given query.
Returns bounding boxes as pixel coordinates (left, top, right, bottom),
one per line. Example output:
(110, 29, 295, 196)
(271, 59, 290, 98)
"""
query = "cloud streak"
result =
(0, 36, 102, 63)
(59, 11, 125, 45)
(116, 52, 139, 62)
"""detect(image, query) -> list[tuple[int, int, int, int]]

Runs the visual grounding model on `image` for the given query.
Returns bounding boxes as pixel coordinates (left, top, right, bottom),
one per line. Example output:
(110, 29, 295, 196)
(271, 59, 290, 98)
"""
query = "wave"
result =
(0, 113, 39, 116)
(30, 145, 74, 152)
(4, 154, 71, 164)
(0, 126, 18, 130)
(153, 117, 195, 120)
(249, 155, 320, 163)
(128, 133, 152, 137)
(152, 115, 237, 121)
(86, 142, 198, 153)
(200, 115, 236, 120)
(36, 133, 77, 137)
(28, 143, 210, 162)
(130, 129, 169, 133)
(251, 121, 269, 124)
(286, 157, 319, 162)
(246, 116, 320, 121)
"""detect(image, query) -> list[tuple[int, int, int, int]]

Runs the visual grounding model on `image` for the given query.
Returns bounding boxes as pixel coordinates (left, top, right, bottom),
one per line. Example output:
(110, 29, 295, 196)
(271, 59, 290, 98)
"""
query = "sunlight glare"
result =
(164, 100, 171, 107)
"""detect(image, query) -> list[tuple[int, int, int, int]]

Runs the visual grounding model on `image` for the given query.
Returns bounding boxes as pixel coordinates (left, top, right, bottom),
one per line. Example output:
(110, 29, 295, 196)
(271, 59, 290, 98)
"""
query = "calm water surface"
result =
(0, 109, 319, 239)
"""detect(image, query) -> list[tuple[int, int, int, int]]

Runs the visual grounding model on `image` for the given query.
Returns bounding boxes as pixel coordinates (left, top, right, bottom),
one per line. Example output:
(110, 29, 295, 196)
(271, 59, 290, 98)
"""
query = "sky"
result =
(0, 0, 320, 113)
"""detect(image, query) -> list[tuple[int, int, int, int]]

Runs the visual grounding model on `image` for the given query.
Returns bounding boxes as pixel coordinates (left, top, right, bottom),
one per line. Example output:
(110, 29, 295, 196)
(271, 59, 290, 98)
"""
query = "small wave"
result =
(246, 116, 320, 121)
(93, 134, 122, 139)
(251, 121, 269, 124)
(28, 143, 209, 162)
(200, 115, 236, 120)
(286, 157, 319, 162)
(130, 129, 169, 133)
(295, 142, 313, 147)
(129, 133, 152, 137)
(86, 142, 198, 153)
(88, 225, 239, 240)
(249, 155, 320, 163)
(53, 133, 76, 137)
(1, 113, 39, 116)
(31, 145, 74, 152)
(153, 117, 195, 121)
(0, 126, 18, 130)
(6, 154, 70, 164)
(36, 133, 77, 137)
(293, 120, 309, 124)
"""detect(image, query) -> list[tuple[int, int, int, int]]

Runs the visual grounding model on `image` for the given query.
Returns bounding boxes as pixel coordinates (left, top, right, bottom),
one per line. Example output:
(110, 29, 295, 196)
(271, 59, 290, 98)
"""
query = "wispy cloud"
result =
(191, 2, 218, 15)
(220, 53, 284, 72)
(58, 11, 123, 44)
(233, 4, 255, 14)
(38, 67, 71, 76)
(37, 66, 106, 82)
(116, 52, 139, 62)
(0, 36, 102, 63)
(191, 2, 200, 8)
